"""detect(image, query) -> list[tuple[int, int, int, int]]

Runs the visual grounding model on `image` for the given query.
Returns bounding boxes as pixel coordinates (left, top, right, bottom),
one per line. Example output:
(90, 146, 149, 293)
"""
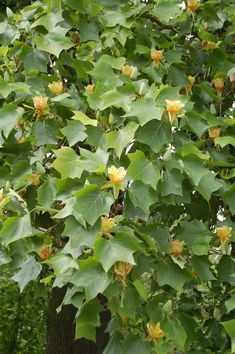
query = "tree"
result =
(0, 0, 235, 353)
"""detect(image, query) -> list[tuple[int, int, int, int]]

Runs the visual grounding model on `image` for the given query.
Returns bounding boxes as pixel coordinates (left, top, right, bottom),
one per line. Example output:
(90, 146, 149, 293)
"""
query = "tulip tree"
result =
(0, 0, 235, 353)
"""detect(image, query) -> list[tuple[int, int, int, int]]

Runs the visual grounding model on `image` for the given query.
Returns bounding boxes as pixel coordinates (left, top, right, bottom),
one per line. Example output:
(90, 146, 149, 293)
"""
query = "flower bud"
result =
(48, 81, 63, 95)
(33, 96, 48, 111)
(38, 246, 52, 260)
(216, 226, 232, 241)
(170, 239, 184, 256)
(147, 322, 164, 340)
(85, 84, 94, 95)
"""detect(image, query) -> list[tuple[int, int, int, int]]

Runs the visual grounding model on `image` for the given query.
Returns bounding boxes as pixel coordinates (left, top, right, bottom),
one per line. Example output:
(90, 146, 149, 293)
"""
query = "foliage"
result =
(0, 0, 235, 353)
(0, 266, 47, 354)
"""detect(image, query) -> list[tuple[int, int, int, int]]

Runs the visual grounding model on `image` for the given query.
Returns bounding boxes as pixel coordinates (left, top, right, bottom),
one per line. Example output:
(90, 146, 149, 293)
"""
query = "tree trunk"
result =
(46, 287, 110, 354)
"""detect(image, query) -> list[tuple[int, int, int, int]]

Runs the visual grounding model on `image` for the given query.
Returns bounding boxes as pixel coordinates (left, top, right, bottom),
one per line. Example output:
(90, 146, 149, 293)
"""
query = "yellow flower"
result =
(208, 127, 221, 139)
(38, 246, 52, 260)
(48, 81, 63, 95)
(170, 240, 184, 256)
(213, 78, 224, 91)
(30, 173, 41, 186)
(108, 166, 126, 184)
(85, 84, 94, 95)
(0, 189, 4, 202)
(166, 99, 185, 123)
(151, 49, 164, 67)
(187, 0, 198, 12)
(115, 262, 133, 286)
(33, 96, 48, 111)
(147, 322, 164, 340)
(216, 226, 232, 241)
(101, 216, 116, 235)
(121, 65, 136, 78)
(204, 41, 216, 50)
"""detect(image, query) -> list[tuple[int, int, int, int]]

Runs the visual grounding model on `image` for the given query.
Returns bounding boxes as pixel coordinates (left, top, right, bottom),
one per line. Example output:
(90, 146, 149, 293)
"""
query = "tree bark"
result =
(46, 287, 110, 354)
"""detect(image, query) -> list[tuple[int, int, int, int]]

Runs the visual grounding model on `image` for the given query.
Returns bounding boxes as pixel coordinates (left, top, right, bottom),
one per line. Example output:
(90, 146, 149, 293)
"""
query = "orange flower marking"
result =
(151, 49, 164, 62)
(121, 65, 136, 78)
(48, 81, 63, 95)
(204, 41, 216, 50)
(216, 226, 232, 241)
(38, 246, 52, 260)
(170, 239, 184, 256)
(187, 0, 198, 12)
(108, 166, 126, 184)
(33, 96, 48, 111)
(147, 322, 164, 340)
(115, 262, 133, 286)
(166, 99, 185, 123)
(101, 216, 116, 235)
(213, 78, 224, 91)
(85, 84, 94, 95)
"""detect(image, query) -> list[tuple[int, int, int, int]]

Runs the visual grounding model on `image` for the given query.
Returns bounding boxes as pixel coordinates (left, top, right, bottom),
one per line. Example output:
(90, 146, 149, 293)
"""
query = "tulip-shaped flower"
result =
(121, 65, 136, 79)
(166, 99, 185, 124)
(85, 84, 94, 95)
(33, 96, 48, 111)
(115, 261, 133, 287)
(151, 49, 164, 67)
(101, 216, 116, 237)
(208, 127, 221, 140)
(204, 41, 216, 50)
(185, 75, 196, 95)
(216, 226, 232, 241)
(106, 166, 127, 199)
(48, 81, 63, 95)
(170, 239, 185, 256)
(147, 322, 164, 340)
(38, 246, 52, 260)
(187, 0, 198, 12)
(213, 78, 224, 96)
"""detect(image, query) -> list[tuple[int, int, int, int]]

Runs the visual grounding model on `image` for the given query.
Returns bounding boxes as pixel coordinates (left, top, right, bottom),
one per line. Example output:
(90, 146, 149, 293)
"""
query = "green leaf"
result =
(79, 147, 109, 173)
(182, 158, 209, 186)
(153, 1, 183, 23)
(138, 120, 172, 153)
(221, 319, 235, 353)
(20, 45, 48, 72)
(32, 121, 58, 145)
(124, 98, 163, 125)
(72, 111, 97, 126)
(45, 254, 79, 275)
(31, 10, 64, 31)
(75, 299, 101, 342)
(73, 185, 114, 225)
(37, 178, 57, 209)
(0, 215, 32, 246)
(156, 256, 192, 291)
(71, 258, 111, 300)
(215, 136, 235, 148)
(0, 104, 23, 143)
(127, 150, 161, 189)
(12, 256, 42, 292)
(106, 122, 138, 158)
(35, 26, 74, 57)
(52, 147, 82, 178)
(196, 172, 222, 201)
(61, 120, 87, 146)
(161, 168, 184, 196)
(62, 216, 100, 248)
(225, 293, 235, 313)
(190, 256, 216, 281)
(186, 112, 209, 138)
(128, 181, 156, 214)
(133, 279, 148, 301)
(224, 184, 235, 215)
(168, 63, 188, 87)
(179, 220, 211, 256)
(93, 232, 137, 272)
(180, 143, 210, 160)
